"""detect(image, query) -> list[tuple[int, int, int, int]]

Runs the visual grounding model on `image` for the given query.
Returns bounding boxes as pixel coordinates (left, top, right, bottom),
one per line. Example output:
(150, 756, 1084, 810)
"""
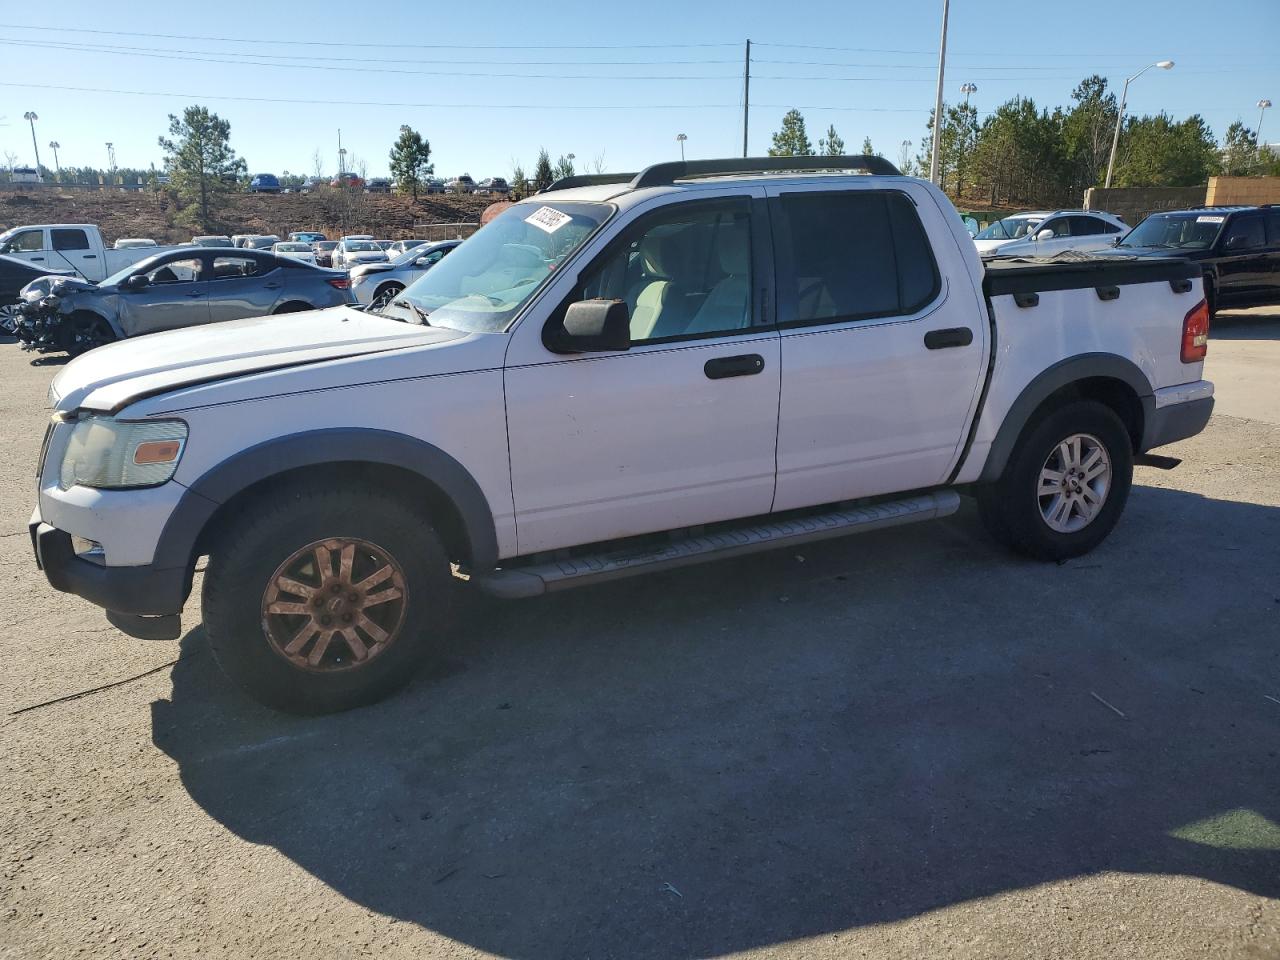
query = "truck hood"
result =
(50, 305, 459, 414)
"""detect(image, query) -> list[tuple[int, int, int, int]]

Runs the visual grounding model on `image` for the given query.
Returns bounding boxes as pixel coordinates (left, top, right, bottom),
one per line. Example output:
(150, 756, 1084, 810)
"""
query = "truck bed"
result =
(982, 254, 1201, 298)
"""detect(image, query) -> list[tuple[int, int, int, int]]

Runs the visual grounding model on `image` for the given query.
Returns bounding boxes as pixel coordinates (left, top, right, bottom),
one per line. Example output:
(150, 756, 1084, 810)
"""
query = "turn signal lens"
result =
(133, 439, 183, 465)
(1181, 299, 1210, 364)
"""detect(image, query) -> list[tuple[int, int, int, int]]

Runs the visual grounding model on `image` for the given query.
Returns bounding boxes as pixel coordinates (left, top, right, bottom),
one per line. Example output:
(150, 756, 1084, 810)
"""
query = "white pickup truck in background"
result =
(0, 223, 180, 282)
(29, 156, 1215, 715)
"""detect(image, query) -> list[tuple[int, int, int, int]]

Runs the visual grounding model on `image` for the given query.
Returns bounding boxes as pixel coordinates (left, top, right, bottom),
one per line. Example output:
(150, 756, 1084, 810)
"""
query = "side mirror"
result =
(121, 274, 149, 291)
(1034, 229, 1055, 242)
(550, 298, 631, 353)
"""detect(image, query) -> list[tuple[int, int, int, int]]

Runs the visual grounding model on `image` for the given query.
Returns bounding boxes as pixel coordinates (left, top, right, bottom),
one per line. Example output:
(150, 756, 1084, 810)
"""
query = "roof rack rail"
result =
(542, 155, 902, 193)
(545, 172, 638, 192)
(630, 154, 901, 188)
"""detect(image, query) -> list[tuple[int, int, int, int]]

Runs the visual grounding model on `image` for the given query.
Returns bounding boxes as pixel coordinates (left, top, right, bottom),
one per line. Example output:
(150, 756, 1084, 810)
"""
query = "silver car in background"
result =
(331, 238, 389, 269)
(349, 239, 461, 308)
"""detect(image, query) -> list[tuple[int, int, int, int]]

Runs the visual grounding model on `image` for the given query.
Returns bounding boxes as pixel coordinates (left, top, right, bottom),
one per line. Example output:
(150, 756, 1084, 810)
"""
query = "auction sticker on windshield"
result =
(525, 206, 573, 234)
(1196, 216, 1225, 224)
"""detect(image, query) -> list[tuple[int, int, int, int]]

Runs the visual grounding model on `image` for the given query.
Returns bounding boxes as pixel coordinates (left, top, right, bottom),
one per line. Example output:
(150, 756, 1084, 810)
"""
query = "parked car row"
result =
(968, 210, 1128, 258)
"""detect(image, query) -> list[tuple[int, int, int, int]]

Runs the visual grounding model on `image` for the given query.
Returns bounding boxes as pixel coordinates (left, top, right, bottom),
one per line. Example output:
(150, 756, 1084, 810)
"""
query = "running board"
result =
(474, 490, 961, 599)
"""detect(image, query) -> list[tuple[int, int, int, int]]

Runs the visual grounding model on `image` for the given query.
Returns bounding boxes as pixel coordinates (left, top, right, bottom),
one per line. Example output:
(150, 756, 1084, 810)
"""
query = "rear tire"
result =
(202, 484, 454, 714)
(977, 400, 1133, 561)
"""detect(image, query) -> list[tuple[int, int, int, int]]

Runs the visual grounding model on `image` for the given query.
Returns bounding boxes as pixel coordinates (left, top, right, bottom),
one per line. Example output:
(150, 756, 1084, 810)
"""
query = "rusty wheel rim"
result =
(261, 538, 408, 673)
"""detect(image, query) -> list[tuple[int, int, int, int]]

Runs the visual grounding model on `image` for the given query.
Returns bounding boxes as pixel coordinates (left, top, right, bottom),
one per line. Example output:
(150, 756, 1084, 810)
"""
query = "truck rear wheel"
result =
(202, 484, 453, 714)
(977, 400, 1133, 561)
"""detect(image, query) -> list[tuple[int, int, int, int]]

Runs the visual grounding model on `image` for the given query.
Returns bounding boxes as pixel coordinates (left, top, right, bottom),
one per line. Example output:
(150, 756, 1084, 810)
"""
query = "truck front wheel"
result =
(202, 484, 454, 713)
(977, 400, 1133, 561)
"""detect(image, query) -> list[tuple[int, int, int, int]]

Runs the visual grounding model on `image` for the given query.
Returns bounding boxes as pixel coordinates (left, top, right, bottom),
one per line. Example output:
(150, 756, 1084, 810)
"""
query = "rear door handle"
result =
(704, 354, 765, 379)
(31, 257, 44, 262)
(185, 292, 204, 298)
(264, 282, 282, 289)
(924, 327, 973, 350)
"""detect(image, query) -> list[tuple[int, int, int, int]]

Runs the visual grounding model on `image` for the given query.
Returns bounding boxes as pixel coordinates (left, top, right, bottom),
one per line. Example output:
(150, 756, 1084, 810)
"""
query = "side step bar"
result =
(473, 490, 961, 599)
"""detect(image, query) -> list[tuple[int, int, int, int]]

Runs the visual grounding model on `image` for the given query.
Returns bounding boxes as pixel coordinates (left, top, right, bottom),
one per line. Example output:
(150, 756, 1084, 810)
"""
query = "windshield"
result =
(391, 241, 436, 264)
(976, 216, 1042, 241)
(388, 200, 610, 334)
(346, 241, 382, 252)
(1118, 213, 1224, 249)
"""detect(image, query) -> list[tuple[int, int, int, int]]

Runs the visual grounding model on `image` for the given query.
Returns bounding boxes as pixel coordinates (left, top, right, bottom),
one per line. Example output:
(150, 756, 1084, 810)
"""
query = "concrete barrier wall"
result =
(1206, 177, 1280, 206)
(1083, 186, 1207, 224)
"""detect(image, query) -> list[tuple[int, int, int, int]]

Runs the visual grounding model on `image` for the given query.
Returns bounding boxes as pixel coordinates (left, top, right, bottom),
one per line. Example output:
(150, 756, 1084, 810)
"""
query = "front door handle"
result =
(31, 257, 44, 262)
(82, 254, 97, 260)
(264, 282, 282, 290)
(704, 354, 765, 379)
(924, 327, 973, 350)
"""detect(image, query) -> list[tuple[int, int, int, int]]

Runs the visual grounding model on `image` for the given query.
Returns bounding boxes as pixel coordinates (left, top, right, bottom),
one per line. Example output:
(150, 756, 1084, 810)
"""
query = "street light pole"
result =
(676, 133, 688, 161)
(1104, 60, 1174, 188)
(1258, 99, 1273, 152)
(48, 141, 60, 176)
(23, 112, 41, 172)
(928, 0, 950, 185)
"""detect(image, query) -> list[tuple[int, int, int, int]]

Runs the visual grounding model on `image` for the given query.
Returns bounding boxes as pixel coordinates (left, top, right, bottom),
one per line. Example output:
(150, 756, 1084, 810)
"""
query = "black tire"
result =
(371, 282, 404, 310)
(63, 311, 116, 356)
(976, 400, 1133, 562)
(202, 484, 453, 714)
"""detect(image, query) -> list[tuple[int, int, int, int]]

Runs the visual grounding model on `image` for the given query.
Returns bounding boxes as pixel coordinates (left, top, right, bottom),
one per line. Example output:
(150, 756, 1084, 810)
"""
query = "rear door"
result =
(1265, 212, 1280, 304)
(206, 254, 284, 322)
(49, 228, 101, 279)
(1216, 213, 1269, 306)
(766, 181, 988, 511)
(1066, 215, 1120, 254)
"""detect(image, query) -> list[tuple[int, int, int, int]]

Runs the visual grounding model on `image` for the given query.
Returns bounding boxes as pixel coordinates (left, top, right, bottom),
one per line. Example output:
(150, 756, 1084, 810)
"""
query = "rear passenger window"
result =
(1068, 216, 1105, 236)
(51, 229, 90, 251)
(1224, 216, 1265, 251)
(211, 256, 263, 279)
(1267, 212, 1280, 246)
(774, 191, 940, 326)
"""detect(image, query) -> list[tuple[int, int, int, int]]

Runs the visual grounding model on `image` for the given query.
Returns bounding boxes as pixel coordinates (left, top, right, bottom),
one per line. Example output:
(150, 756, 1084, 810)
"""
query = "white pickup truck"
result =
(29, 156, 1215, 714)
(0, 223, 180, 282)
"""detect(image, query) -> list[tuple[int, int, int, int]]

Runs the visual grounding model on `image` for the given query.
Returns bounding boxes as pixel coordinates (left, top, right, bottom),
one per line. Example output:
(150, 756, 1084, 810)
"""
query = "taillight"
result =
(1181, 299, 1210, 363)
(327, 278, 351, 290)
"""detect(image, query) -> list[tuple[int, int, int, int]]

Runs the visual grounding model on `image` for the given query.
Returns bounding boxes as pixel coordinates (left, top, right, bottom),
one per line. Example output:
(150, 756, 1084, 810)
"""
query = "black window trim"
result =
(768, 187, 943, 333)
(541, 193, 774, 351)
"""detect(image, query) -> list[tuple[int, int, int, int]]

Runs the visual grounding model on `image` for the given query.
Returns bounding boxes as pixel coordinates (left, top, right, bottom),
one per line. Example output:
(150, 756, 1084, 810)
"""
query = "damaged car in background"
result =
(16, 248, 355, 355)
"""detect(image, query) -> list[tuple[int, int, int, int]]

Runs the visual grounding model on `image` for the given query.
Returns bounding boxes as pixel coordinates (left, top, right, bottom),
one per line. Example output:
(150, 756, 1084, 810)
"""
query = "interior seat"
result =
(626, 234, 674, 340)
(683, 226, 751, 335)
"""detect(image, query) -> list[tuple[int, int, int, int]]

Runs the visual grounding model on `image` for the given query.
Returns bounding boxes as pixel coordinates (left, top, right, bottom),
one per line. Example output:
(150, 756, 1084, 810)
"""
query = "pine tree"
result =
(389, 125, 433, 199)
(818, 125, 845, 156)
(768, 109, 814, 157)
(533, 149, 554, 192)
(157, 105, 245, 227)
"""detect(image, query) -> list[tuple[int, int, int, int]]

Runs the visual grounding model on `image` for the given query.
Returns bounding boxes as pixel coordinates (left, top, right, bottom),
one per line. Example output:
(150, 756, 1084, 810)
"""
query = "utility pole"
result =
(23, 112, 41, 172)
(928, 0, 950, 185)
(742, 39, 751, 158)
(337, 128, 344, 175)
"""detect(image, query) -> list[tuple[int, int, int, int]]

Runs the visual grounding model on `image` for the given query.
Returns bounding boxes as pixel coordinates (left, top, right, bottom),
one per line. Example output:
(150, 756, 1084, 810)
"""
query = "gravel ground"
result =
(1, 311, 1277, 959)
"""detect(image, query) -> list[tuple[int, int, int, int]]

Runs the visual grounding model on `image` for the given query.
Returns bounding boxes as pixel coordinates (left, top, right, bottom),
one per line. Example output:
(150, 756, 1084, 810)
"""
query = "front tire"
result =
(370, 282, 404, 310)
(977, 400, 1133, 561)
(202, 484, 453, 714)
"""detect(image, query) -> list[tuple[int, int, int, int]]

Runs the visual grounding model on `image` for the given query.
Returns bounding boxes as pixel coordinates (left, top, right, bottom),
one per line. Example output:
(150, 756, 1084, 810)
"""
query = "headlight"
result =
(59, 416, 188, 490)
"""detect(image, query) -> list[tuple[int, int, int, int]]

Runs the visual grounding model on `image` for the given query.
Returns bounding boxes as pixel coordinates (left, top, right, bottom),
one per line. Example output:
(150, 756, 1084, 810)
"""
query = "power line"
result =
(0, 23, 738, 49)
(0, 80, 931, 113)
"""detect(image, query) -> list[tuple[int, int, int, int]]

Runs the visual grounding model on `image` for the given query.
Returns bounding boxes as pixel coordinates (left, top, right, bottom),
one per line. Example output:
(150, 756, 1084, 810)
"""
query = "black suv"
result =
(1106, 205, 1280, 315)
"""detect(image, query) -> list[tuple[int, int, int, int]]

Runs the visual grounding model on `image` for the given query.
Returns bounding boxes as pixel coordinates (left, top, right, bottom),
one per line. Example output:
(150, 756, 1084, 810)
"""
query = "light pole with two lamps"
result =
(23, 112, 41, 172)
(676, 133, 688, 160)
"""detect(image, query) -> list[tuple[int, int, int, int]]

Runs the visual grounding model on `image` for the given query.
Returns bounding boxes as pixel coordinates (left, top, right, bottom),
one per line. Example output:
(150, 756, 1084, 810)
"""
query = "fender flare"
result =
(151, 428, 499, 572)
(978, 353, 1154, 483)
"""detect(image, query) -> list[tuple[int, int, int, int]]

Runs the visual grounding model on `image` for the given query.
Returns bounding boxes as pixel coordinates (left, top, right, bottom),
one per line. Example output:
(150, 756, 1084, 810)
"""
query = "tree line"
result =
(768, 75, 1280, 208)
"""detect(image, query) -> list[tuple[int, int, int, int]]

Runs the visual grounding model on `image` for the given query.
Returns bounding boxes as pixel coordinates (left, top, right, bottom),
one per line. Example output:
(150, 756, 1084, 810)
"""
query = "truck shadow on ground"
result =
(151, 485, 1280, 959)
(1214, 308, 1280, 341)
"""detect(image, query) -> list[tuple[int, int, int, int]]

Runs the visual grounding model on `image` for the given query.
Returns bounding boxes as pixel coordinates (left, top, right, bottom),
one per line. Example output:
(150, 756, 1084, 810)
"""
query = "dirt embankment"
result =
(0, 187, 496, 244)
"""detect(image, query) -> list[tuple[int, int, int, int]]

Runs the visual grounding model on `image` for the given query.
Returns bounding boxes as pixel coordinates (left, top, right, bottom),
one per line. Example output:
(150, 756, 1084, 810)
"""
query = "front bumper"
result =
(30, 516, 188, 639)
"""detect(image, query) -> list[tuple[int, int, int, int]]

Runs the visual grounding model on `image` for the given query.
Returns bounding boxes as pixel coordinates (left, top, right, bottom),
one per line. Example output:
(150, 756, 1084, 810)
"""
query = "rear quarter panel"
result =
(955, 275, 1205, 484)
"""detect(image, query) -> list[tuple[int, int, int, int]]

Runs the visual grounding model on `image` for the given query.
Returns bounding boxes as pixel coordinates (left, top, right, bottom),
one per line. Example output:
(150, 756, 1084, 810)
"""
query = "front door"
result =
(206, 254, 283, 322)
(766, 182, 988, 512)
(504, 192, 781, 555)
(117, 256, 209, 335)
(1217, 213, 1270, 307)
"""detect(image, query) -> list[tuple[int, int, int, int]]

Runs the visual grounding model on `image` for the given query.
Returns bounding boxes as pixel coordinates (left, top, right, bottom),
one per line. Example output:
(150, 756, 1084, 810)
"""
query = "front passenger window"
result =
(579, 198, 753, 343)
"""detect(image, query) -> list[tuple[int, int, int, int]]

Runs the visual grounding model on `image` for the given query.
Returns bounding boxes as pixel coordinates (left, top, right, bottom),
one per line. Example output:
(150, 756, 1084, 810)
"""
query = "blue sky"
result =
(1, 0, 1276, 181)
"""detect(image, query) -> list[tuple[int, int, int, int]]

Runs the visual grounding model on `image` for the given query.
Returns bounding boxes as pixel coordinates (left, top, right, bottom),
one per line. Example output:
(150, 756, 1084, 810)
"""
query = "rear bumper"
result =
(30, 518, 188, 618)
(1142, 393, 1214, 452)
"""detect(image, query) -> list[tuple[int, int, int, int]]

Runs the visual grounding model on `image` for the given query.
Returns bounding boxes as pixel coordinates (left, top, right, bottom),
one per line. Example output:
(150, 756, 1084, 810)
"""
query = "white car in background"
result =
(113, 238, 159, 250)
(331, 238, 389, 269)
(386, 239, 430, 259)
(972, 210, 1128, 259)
(272, 241, 317, 264)
(349, 239, 461, 308)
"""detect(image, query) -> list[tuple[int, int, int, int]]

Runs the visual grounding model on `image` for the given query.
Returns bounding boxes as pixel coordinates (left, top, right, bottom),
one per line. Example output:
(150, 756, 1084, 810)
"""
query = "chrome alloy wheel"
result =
(1037, 433, 1112, 533)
